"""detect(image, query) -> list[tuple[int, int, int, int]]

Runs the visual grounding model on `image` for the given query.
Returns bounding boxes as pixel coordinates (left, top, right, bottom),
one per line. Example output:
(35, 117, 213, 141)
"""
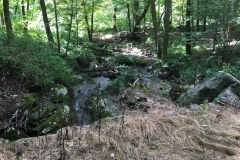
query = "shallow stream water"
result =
(72, 76, 111, 125)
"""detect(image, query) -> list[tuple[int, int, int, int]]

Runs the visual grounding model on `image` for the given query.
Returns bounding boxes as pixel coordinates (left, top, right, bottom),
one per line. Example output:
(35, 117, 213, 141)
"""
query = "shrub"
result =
(107, 65, 138, 93)
(165, 54, 221, 84)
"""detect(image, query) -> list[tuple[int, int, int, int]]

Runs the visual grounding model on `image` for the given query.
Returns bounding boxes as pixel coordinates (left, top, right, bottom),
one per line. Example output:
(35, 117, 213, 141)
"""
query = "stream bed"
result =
(72, 76, 112, 125)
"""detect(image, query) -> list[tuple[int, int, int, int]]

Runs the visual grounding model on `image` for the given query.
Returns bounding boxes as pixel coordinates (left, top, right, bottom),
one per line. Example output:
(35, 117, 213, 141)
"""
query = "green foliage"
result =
(179, 57, 220, 84)
(107, 65, 138, 93)
(0, 90, 9, 99)
(0, 36, 78, 87)
(75, 48, 96, 68)
(166, 54, 222, 84)
(222, 60, 240, 79)
(115, 54, 149, 66)
(90, 96, 112, 123)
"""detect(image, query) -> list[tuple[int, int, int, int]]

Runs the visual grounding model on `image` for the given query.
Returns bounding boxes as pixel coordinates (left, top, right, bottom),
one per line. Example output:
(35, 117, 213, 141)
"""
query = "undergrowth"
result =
(106, 65, 138, 93)
(0, 36, 78, 87)
(164, 53, 240, 84)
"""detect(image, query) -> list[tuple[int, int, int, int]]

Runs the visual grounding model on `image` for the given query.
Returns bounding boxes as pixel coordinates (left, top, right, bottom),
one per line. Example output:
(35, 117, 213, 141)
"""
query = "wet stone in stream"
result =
(72, 76, 111, 125)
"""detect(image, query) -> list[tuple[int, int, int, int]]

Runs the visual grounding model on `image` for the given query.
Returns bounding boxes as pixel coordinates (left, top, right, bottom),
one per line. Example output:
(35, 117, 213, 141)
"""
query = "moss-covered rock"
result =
(9, 85, 73, 139)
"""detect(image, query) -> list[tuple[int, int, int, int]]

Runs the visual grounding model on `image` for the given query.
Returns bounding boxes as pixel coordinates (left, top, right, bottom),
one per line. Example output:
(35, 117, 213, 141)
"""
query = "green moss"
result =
(31, 104, 71, 134)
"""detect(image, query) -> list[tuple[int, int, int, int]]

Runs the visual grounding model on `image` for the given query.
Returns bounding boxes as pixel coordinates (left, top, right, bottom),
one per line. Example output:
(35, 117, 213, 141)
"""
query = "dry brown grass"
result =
(0, 101, 240, 160)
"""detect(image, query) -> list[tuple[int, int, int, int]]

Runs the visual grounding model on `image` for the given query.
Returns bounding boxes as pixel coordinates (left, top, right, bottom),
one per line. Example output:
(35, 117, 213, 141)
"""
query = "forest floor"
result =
(0, 33, 240, 159)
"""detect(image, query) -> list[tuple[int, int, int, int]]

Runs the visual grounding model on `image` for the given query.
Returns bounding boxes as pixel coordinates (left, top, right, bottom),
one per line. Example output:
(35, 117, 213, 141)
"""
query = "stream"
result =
(72, 76, 111, 125)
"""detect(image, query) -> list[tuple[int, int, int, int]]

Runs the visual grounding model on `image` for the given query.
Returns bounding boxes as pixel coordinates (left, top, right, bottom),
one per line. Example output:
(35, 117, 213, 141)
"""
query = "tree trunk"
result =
(90, 0, 94, 41)
(196, 0, 200, 32)
(132, 0, 150, 33)
(83, 0, 91, 41)
(53, 0, 60, 53)
(162, 0, 172, 60)
(0, 12, 4, 27)
(203, 16, 207, 32)
(150, 0, 161, 59)
(14, 0, 19, 15)
(113, 6, 117, 30)
(203, 0, 207, 32)
(40, 0, 54, 43)
(133, 0, 139, 32)
(65, 0, 74, 55)
(212, 19, 218, 53)
(3, 0, 13, 42)
(21, 0, 28, 32)
(75, 0, 79, 46)
(126, 3, 131, 32)
(181, 0, 185, 26)
(186, 0, 192, 55)
(27, 0, 30, 10)
(196, 18, 199, 32)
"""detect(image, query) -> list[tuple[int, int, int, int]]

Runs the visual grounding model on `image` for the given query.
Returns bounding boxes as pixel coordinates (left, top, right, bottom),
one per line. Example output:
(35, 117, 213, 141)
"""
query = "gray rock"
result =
(177, 72, 240, 106)
(214, 85, 240, 108)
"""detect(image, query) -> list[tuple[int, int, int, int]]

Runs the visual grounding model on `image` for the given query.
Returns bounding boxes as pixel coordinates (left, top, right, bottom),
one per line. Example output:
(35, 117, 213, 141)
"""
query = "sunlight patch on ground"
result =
(101, 34, 113, 39)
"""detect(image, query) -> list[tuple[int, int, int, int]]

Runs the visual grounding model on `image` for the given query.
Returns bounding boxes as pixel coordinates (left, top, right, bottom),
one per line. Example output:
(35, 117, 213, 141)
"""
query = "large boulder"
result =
(177, 72, 240, 106)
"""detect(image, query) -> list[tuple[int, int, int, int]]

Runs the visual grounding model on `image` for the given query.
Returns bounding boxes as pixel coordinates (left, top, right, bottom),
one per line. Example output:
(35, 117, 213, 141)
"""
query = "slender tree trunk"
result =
(196, 18, 199, 32)
(126, 3, 131, 32)
(181, 0, 185, 26)
(53, 0, 60, 53)
(222, 1, 231, 63)
(0, 12, 4, 27)
(203, 16, 207, 32)
(113, 6, 117, 30)
(90, 0, 94, 41)
(75, 0, 79, 46)
(83, 0, 91, 41)
(203, 0, 207, 32)
(65, 0, 74, 55)
(133, 0, 139, 32)
(186, 0, 192, 55)
(3, 0, 13, 42)
(169, 4, 172, 27)
(40, 0, 54, 43)
(21, 0, 28, 32)
(14, 0, 19, 14)
(162, 0, 172, 59)
(212, 19, 218, 53)
(150, 0, 161, 59)
(27, 0, 30, 10)
(196, 0, 200, 32)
